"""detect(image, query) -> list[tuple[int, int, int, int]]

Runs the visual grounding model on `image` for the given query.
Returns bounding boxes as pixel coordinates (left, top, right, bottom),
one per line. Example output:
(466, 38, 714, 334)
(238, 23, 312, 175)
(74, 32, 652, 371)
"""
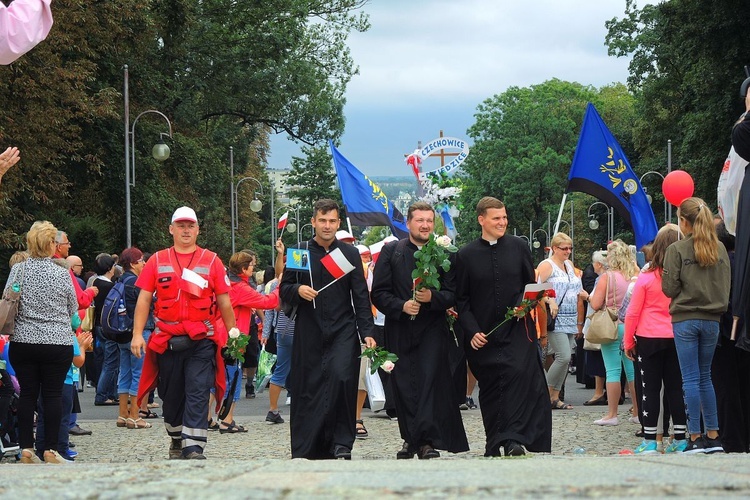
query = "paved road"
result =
(2, 377, 750, 498)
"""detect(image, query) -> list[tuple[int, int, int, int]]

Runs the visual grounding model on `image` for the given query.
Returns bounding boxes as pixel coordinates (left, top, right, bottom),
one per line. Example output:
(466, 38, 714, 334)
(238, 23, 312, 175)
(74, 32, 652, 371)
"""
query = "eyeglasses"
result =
(557, 246, 573, 252)
(136, 259, 145, 264)
(72, 264, 83, 268)
(57, 241, 71, 247)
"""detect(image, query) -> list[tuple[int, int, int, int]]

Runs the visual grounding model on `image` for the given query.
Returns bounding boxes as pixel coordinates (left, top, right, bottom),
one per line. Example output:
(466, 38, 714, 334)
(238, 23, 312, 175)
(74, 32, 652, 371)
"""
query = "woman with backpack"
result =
(115, 247, 155, 429)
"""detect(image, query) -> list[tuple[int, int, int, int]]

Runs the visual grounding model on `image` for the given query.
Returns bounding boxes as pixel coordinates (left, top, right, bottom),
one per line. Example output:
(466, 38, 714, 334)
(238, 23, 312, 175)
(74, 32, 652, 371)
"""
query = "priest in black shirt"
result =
(455, 196, 552, 457)
(279, 199, 376, 460)
(371, 201, 469, 459)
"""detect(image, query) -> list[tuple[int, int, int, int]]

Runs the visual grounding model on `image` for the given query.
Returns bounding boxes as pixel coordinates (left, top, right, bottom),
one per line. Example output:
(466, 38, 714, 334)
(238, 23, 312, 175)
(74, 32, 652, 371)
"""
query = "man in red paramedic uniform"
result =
(131, 206, 237, 460)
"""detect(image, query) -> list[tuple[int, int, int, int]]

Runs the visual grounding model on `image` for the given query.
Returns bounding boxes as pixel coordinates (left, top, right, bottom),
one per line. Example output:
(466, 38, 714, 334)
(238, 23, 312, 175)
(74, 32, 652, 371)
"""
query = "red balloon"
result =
(662, 170, 694, 206)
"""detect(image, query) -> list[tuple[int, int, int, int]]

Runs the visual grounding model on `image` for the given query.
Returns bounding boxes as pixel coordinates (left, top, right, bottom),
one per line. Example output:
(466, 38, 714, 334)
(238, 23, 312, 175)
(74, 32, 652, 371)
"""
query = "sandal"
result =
(551, 399, 573, 410)
(219, 420, 247, 433)
(139, 409, 160, 419)
(133, 417, 152, 429)
(355, 419, 369, 439)
(126, 417, 152, 429)
(208, 419, 220, 431)
(147, 402, 160, 408)
(116, 416, 128, 428)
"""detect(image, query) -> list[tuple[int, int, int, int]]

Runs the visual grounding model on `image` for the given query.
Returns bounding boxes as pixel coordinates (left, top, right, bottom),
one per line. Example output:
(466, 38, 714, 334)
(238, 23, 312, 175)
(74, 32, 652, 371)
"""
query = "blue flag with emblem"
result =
(286, 248, 311, 271)
(567, 103, 658, 249)
(329, 140, 408, 239)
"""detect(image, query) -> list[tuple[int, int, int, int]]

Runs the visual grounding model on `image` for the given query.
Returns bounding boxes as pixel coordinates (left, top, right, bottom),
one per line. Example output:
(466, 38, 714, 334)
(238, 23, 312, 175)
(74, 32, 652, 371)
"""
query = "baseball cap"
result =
(172, 206, 198, 223)
(335, 230, 355, 243)
(355, 244, 370, 255)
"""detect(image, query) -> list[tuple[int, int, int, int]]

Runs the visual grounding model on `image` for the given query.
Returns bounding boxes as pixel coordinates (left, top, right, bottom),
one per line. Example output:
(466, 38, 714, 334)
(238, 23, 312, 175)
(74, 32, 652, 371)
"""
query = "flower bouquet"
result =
(224, 327, 251, 364)
(484, 283, 556, 339)
(411, 233, 458, 319)
(360, 346, 399, 375)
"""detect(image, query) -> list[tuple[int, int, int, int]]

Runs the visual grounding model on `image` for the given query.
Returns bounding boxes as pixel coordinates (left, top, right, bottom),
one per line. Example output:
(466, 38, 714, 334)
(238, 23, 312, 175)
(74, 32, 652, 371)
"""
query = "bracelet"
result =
(577, 322, 584, 325)
(540, 336, 547, 339)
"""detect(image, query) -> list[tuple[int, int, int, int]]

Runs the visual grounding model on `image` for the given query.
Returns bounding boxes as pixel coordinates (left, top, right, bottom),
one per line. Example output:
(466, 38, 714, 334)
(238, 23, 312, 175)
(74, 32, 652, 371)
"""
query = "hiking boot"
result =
(168, 439, 182, 460)
(265, 411, 284, 424)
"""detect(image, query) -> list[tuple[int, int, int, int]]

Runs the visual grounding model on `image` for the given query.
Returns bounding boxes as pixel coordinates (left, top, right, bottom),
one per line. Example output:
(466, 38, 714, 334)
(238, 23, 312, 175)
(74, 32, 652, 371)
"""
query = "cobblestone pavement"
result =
(2, 383, 750, 497)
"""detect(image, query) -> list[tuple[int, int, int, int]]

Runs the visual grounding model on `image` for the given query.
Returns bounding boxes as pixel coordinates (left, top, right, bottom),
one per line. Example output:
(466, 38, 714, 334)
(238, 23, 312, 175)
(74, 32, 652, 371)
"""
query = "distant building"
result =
(267, 168, 295, 204)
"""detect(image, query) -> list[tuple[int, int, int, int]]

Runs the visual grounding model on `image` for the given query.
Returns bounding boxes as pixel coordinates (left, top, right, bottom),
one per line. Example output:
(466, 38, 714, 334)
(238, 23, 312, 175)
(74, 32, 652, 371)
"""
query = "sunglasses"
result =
(557, 246, 573, 251)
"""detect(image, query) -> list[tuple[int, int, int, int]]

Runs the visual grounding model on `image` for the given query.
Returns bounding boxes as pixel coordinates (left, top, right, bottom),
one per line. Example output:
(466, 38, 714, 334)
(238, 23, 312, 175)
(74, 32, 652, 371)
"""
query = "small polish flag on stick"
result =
(317, 248, 356, 291)
(277, 211, 289, 230)
(180, 268, 208, 297)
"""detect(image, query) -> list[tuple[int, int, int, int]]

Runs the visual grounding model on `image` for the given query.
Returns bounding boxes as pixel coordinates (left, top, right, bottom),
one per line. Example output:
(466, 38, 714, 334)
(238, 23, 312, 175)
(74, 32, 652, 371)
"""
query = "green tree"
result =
(0, 0, 369, 279)
(286, 145, 342, 227)
(605, 0, 750, 205)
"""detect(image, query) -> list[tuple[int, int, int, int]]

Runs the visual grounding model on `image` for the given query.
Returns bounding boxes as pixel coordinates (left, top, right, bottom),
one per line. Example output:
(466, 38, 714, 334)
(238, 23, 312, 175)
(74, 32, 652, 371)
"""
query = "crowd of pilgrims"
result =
(2, 191, 748, 463)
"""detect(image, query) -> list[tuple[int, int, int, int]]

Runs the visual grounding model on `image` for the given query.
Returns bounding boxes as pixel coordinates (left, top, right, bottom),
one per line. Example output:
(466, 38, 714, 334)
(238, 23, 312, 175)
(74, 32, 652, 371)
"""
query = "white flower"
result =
(435, 235, 452, 248)
(381, 360, 395, 373)
(228, 327, 241, 339)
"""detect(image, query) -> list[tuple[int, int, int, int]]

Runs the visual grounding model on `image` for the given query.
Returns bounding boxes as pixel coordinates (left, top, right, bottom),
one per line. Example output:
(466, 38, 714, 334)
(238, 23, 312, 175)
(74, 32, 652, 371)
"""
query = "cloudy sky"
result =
(269, 0, 648, 177)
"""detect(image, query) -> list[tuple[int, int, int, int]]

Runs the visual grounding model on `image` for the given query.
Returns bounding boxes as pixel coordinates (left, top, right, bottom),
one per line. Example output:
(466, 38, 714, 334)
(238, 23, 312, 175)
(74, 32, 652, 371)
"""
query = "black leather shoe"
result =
(503, 440, 526, 457)
(396, 441, 416, 459)
(417, 444, 440, 459)
(333, 445, 351, 460)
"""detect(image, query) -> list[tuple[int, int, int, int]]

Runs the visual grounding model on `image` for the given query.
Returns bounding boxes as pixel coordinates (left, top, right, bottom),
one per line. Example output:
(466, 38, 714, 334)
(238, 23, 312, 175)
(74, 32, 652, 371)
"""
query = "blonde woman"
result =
(537, 232, 585, 410)
(663, 197, 730, 453)
(588, 240, 639, 426)
(6, 221, 78, 464)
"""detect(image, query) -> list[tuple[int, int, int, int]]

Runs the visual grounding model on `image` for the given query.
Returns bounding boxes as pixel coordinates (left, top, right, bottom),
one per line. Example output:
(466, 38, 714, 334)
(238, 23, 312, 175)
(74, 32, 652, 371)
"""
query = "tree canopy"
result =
(0, 0, 369, 276)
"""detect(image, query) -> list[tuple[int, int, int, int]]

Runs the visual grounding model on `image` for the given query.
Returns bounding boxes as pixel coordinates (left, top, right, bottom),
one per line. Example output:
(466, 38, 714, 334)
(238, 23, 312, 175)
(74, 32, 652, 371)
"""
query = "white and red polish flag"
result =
(180, 268, 208, 297)
(320, 248, 356, 279)
(277, 211, 289, 230)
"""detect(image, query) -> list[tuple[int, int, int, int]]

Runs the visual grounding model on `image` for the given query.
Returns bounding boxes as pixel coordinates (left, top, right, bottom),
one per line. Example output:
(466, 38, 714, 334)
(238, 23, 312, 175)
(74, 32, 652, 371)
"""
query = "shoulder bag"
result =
(585, 272, 619, 344)
(0, 262, 25, 337)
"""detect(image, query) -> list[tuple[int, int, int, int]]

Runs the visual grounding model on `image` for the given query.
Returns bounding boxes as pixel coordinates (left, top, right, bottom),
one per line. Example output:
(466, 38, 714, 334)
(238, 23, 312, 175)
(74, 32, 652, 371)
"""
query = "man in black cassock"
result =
(279, 199, 376, 460)
(456, 196, 551, 457)
(371, 201, 469, 460)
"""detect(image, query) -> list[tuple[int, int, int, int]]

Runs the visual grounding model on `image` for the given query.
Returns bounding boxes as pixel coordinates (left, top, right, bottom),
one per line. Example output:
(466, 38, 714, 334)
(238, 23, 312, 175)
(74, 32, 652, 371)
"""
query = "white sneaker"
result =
(285, 396, 291, 406)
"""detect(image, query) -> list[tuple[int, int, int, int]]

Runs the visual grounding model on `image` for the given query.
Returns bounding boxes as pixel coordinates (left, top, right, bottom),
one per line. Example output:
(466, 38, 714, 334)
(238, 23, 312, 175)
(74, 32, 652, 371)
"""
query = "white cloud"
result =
(269, 0, 653, 174)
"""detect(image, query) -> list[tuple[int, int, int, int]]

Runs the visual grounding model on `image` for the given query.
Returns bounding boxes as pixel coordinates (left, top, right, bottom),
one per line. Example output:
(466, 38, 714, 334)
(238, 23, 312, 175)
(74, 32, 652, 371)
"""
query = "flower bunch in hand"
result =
(360, 346, 399, 375)
(411, 233, 458, 319)
(225, 327, 250, 363)
(485, 285, 556, 337)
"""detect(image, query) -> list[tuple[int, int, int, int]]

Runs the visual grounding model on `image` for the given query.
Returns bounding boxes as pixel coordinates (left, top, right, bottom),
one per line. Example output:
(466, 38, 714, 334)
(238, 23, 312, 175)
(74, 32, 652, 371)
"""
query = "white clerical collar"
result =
(486, 239, 498, 246)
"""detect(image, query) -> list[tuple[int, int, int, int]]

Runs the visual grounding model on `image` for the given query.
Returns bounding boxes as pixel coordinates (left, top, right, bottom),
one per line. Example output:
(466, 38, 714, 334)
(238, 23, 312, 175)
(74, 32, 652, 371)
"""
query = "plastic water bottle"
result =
(117, 298, 127, 330)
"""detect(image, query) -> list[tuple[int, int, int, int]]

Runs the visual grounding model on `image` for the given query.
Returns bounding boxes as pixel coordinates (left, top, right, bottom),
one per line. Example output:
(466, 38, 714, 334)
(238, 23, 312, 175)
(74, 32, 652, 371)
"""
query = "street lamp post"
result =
(639, 170, 667, 225)
(587, 201, 613, 245)
(230, 169, 264, 255)
(532, 228, 550, 250)
(299, 223, 314, 241)
(124, 65, 173, 248)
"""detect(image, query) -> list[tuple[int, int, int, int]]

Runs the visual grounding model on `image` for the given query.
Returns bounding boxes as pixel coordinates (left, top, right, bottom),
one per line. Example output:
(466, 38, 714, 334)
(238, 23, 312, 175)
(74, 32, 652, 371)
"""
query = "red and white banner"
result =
(277, 211, 289, 230)
(320, 248, 355, 279)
